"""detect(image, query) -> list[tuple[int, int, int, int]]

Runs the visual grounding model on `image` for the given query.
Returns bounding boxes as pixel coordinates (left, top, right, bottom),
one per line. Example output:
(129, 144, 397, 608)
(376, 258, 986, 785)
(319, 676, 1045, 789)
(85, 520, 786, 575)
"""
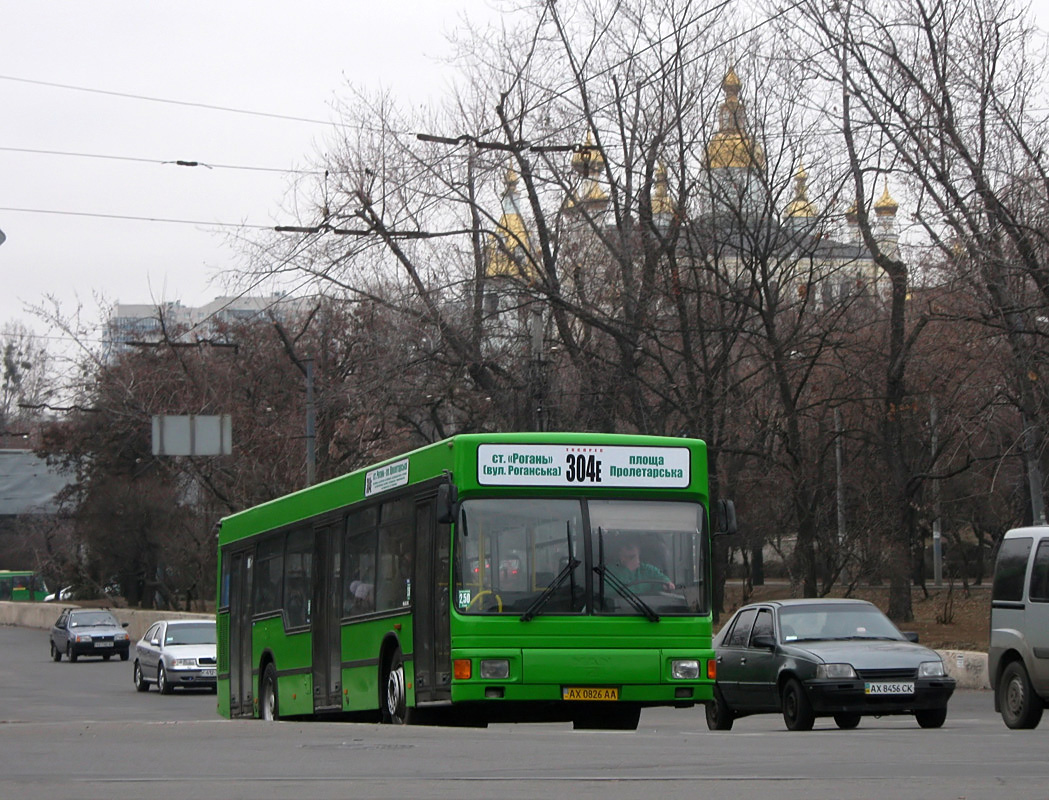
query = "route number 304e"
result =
(566, 453, 603, 483)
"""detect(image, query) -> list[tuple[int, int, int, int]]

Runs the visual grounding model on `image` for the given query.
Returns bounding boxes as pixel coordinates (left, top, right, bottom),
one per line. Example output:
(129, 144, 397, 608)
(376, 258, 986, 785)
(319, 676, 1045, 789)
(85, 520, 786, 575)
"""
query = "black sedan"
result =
(706, 598, 956, 731)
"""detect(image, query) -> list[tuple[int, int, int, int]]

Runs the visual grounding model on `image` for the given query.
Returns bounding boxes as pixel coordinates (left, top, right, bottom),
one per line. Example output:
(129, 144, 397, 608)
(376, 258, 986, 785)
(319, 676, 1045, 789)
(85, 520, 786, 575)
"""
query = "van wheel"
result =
(999, 661, 1044, 729)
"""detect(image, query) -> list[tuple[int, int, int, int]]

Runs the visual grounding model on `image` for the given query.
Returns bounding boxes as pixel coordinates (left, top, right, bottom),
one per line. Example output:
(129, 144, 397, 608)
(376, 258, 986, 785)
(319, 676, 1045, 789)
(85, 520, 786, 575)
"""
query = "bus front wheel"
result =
(261, 664, 279, 721)
(382, 647, 413, 724)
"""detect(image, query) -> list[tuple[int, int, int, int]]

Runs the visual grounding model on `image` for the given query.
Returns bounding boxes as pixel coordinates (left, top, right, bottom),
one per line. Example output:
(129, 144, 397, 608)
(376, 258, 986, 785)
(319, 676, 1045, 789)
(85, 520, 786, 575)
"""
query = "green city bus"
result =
(216, 432, 735, 728)
(0, 570, 49, 602)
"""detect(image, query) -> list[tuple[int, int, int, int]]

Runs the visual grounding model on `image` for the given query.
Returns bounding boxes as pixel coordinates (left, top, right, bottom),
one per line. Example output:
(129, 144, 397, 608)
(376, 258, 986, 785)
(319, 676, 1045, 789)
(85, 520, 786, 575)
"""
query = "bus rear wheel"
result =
(381, 647, 413, 724)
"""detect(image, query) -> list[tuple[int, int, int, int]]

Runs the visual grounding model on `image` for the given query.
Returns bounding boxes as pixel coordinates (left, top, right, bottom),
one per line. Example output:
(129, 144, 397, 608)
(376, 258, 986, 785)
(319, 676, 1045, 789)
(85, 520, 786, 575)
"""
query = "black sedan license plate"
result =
(562, 687, 619, 701)
(865, 681, 914, 695)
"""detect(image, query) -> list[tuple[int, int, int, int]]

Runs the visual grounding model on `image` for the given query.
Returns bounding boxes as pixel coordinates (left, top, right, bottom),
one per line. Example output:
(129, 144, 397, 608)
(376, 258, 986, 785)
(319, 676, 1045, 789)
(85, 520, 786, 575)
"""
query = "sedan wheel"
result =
(705, 686, 734, 731)
(833, 713, 861, 730)
(915, 707, 947, 729)
(781, 678, 815, 731)
(158, 664, 174, 695)
(133, 661, 150, 692)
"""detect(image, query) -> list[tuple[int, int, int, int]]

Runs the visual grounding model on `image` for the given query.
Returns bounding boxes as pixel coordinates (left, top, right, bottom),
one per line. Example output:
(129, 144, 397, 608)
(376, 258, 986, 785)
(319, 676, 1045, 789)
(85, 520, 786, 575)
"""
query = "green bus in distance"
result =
(216, 433, 735, 728)
(0, 570, 49, 602)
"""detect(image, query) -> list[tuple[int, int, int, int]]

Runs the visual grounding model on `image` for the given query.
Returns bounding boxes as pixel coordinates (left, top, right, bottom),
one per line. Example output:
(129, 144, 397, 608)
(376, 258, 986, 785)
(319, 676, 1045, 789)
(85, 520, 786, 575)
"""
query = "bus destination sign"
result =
(477, 444, 690, 488)
(365, 457, 409, 497)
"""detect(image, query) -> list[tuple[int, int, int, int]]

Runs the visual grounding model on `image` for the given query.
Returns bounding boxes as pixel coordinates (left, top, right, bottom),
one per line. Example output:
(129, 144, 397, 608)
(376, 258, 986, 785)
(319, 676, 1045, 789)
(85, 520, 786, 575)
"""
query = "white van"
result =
(989, 526, 1049, 728)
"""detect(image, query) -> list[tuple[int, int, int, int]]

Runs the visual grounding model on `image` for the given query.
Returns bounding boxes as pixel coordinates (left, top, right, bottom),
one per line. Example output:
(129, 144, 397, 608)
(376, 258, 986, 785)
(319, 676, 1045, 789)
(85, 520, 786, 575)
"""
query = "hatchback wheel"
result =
(67, 643, 78, 663)
(50, 641, 61, 662)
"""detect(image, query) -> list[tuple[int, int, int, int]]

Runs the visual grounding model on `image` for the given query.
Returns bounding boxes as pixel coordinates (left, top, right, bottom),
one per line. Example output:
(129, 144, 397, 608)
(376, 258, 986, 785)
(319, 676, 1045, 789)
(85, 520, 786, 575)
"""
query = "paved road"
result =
(1, 624, 1046, 800)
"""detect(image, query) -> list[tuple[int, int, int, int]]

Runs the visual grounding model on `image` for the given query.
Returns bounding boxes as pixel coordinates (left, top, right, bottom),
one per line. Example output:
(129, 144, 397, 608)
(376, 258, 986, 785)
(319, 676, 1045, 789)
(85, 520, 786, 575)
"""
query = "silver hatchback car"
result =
(133, 619, 217, 694)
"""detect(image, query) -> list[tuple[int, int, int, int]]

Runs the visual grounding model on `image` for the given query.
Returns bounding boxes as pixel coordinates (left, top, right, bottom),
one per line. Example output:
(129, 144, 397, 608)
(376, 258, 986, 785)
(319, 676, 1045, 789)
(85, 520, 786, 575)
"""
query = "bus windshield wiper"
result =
(593, 566, 660, 622)
(520, 558, 581, 622)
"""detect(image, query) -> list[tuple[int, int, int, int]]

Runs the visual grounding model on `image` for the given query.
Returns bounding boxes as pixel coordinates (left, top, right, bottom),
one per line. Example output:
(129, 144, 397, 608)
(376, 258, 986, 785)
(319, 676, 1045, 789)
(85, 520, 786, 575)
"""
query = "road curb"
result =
(938, 649, 990, 690)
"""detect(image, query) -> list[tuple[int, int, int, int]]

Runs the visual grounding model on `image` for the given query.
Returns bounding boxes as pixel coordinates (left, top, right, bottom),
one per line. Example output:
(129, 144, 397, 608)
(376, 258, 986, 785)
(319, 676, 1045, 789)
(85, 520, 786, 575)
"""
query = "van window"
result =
(993, 537, 1032, 603)
(1030, 540, 1049, 603)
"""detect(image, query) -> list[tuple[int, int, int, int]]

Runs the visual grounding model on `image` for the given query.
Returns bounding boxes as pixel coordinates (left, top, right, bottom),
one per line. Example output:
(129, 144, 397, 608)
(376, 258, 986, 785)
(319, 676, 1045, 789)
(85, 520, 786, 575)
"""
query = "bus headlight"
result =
(480, 659, 510, 679)
(672, 659, 700, 680)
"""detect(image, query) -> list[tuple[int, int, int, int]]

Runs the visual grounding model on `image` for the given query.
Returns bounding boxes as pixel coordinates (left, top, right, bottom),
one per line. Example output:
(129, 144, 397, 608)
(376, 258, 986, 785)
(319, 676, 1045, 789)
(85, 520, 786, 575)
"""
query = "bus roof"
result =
(217, 432, 709, 547)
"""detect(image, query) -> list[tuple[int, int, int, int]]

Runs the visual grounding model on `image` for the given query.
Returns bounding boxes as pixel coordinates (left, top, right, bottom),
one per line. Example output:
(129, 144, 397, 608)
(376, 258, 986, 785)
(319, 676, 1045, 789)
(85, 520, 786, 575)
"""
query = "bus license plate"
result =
(562, 687, 619, 701)
(865, 681, 914, 695)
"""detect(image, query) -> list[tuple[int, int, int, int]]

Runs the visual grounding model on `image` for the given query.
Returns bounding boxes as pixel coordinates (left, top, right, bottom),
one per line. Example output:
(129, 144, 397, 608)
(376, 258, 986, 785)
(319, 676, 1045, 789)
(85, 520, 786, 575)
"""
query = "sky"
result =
(3, 0, 1049, 346)
(0, 1, 503, 338)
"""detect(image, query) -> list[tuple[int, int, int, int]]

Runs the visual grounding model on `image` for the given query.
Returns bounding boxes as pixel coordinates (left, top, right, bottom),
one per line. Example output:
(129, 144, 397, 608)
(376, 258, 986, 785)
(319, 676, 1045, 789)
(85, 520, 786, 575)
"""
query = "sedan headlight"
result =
(172, 658, 198, 668)
(672, 659, 701, 680)
(918, 660, 945, 678)
(816, 663, 857, 679)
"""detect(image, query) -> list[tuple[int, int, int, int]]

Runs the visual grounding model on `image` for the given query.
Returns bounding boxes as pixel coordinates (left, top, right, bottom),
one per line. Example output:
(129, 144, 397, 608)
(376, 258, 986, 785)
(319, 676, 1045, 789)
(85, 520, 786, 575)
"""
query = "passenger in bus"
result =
(609, 541, 674, 592)
(349, 579, 374, 612)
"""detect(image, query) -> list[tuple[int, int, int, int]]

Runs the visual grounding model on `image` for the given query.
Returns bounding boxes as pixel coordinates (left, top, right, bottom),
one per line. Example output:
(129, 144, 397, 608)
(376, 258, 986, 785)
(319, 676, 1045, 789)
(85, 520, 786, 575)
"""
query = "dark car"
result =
(133, 619, 217, 694)
(50, 607, 131, 662)
(706, 598, 956, 731)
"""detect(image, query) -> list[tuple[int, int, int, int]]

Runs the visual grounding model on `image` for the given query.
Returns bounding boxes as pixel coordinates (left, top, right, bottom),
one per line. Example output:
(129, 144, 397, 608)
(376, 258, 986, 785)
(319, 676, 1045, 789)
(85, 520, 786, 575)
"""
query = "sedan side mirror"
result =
(751, 633, 776, 649)
(903, 631, 919, 643)
(122, 622, 129, 628)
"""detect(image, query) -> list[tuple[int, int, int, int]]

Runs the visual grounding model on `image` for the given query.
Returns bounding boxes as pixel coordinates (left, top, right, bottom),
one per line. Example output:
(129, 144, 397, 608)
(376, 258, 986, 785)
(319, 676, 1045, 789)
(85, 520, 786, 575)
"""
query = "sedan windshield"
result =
(454, 498, 707, 617)
(164, 623, 216, 645)
(779, 604, 905, 642)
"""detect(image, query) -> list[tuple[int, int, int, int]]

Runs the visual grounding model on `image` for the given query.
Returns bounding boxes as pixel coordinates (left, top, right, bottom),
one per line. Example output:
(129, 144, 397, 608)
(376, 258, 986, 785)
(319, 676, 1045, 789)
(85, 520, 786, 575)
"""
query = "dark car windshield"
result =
(164, 623, 216, 645)
(69, 611, 119, 628)
(779, 604, 904, 643)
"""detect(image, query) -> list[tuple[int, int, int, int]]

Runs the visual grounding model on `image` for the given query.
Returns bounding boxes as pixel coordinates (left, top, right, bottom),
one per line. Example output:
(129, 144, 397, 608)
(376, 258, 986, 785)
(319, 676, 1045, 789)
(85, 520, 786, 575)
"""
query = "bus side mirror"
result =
(436, 482, 459, 525)
(714, 499, 737, 536)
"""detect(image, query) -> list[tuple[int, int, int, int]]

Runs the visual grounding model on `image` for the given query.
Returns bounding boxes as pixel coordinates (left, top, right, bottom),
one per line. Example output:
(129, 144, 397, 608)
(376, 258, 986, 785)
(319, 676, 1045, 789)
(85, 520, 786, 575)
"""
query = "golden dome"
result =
(572, 131, 605, 178)
(487, 168, 534, 279)
(651, 162, 675, 217)
(785, 164, 817, 218)
(705, 70, 764, 170)
(875, 181, 899, 216)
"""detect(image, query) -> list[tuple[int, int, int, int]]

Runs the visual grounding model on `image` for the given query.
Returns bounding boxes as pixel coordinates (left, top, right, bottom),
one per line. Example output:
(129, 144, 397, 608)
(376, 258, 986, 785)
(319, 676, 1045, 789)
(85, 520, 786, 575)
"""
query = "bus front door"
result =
(413, 499, 451, 704)
(312, 525, 343, 712)
(229, 550, 253, 716)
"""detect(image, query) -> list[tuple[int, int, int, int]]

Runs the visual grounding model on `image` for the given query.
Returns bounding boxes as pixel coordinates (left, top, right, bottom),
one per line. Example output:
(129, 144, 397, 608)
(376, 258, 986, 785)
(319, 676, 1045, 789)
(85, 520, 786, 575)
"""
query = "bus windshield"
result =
(454, 498, 707, 616)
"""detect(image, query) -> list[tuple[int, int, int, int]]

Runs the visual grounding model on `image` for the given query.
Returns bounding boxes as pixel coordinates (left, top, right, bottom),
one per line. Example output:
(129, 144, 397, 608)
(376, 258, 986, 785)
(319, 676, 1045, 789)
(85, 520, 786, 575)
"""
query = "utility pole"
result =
(305, 358, 316, 486)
